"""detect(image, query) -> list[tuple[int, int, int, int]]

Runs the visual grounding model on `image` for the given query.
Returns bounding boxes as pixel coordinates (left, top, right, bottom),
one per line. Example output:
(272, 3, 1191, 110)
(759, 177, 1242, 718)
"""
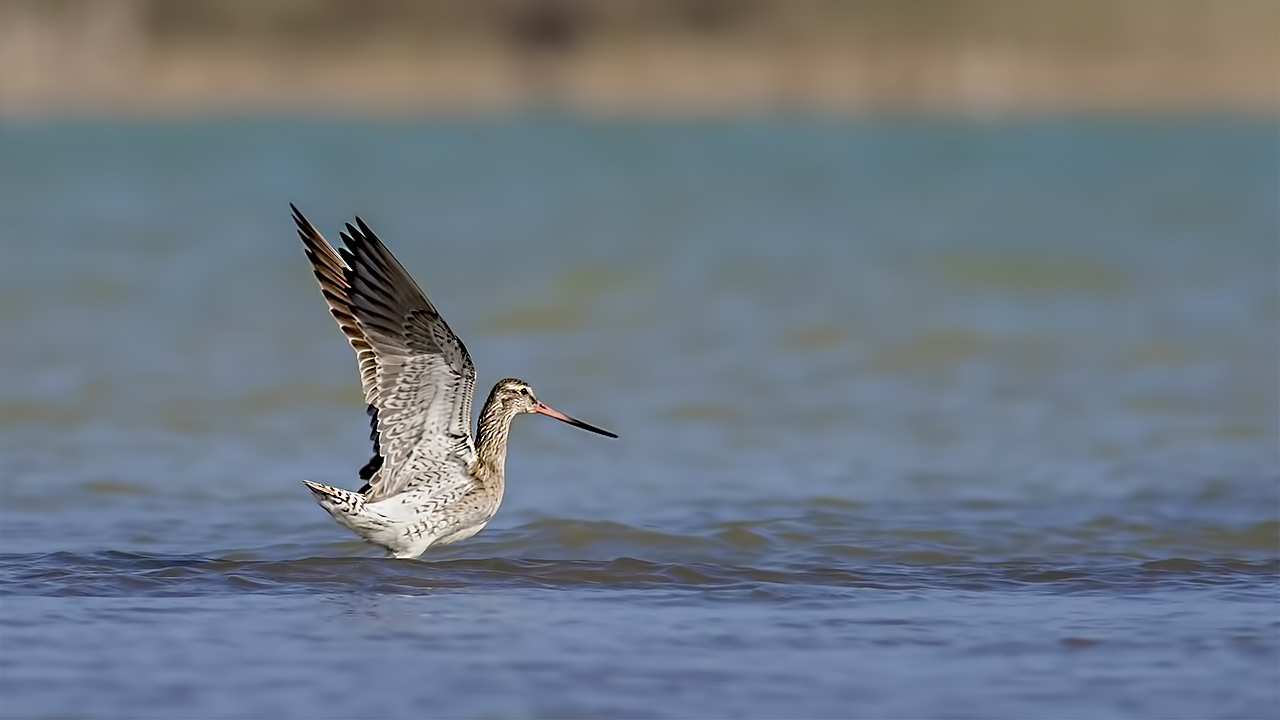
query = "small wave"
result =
(2, 544, 1274, 599)
(4, 505, 1276, 598)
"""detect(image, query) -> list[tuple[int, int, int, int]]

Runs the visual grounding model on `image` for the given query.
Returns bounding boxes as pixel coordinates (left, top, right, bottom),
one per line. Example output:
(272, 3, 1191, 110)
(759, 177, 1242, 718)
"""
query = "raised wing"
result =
(292, 205, 477, 501)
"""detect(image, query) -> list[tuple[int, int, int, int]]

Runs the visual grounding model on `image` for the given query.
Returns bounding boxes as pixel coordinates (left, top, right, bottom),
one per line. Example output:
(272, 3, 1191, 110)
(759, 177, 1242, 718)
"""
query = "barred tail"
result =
(302, 480, 365, 515)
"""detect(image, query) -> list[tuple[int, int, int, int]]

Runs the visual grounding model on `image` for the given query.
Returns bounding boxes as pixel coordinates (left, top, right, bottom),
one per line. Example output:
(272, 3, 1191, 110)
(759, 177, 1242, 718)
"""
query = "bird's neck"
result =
(471, 394, 515, 485)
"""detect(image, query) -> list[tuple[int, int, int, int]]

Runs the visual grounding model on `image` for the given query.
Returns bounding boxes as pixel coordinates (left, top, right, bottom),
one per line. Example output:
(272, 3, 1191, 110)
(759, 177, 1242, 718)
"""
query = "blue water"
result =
(0, 117, 1277, 719)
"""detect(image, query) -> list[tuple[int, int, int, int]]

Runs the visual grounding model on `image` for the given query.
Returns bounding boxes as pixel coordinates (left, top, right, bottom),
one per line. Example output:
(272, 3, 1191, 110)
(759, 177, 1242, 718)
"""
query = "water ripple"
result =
(3, 546, 1274, 599)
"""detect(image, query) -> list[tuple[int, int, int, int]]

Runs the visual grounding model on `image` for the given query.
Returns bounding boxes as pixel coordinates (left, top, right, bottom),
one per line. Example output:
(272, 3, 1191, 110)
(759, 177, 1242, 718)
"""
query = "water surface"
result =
(0, 118, 1277, 719)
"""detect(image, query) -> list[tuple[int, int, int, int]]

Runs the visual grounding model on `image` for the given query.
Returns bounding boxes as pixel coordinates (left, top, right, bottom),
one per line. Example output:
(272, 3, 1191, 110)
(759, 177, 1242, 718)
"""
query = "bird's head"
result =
(492, 378, 617, 438)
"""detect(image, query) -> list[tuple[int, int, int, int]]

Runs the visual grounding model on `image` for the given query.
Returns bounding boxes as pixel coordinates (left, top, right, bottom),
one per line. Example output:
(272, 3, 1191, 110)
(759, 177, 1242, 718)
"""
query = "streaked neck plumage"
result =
(470, 384, 521, 487)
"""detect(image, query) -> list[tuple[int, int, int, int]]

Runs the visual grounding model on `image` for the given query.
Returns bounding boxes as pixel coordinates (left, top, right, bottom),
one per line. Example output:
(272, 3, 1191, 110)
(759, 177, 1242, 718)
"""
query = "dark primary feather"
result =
(358, 403, 383, 485)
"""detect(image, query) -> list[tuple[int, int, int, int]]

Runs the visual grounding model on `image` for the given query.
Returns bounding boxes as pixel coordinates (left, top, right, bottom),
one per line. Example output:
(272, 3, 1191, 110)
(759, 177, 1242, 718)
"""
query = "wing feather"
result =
(292, 205, 477, 502)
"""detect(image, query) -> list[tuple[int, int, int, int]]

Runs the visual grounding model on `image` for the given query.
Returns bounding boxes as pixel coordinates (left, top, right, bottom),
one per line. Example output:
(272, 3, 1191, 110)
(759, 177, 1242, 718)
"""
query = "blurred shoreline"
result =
(2, 0, 1277, 118)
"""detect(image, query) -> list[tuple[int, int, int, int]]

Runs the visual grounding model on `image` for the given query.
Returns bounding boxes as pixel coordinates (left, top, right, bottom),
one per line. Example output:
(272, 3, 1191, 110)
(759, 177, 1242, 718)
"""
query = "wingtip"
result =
(354, 216, 375, 237)
(292, 204, 318, 240)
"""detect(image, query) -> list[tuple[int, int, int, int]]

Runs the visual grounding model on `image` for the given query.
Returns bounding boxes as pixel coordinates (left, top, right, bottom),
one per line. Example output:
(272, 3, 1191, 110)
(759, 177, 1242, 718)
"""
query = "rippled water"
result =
(1, 118, 1277, 719)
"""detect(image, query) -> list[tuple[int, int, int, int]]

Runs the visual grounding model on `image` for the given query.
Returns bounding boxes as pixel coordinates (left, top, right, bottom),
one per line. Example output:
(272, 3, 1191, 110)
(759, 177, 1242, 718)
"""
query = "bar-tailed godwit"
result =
(291, 205, 616, 558)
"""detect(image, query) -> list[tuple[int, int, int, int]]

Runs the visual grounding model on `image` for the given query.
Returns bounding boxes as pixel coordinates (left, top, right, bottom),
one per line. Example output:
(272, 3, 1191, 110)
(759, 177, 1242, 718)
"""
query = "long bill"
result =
(533, 402, 618, 438)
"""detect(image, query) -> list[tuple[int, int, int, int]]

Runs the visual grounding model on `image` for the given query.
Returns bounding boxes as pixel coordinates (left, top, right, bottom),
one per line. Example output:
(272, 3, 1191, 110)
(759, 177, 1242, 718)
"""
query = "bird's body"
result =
(292, 206, 615, 558)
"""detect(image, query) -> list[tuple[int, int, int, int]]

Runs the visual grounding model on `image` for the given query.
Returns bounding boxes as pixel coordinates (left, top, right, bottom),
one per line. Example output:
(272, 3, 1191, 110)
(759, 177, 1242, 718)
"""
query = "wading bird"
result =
(292, 206, 616, 558)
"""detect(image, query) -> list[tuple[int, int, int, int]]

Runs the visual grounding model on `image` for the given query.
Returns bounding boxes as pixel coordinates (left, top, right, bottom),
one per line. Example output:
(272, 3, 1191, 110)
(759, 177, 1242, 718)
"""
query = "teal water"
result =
(0, 118, 1277, 719)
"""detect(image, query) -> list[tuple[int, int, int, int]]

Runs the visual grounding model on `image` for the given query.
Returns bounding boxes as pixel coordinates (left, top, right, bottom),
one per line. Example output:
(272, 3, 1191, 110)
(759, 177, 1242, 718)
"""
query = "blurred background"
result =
(1, 2, 1277, 720)
(2, 0, 1277, 115)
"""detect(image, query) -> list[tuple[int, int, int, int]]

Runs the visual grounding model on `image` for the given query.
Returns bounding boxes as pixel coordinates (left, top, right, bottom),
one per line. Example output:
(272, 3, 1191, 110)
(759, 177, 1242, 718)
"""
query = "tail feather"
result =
(303, 480, 402, 554)
(302, 480, 365, 514)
